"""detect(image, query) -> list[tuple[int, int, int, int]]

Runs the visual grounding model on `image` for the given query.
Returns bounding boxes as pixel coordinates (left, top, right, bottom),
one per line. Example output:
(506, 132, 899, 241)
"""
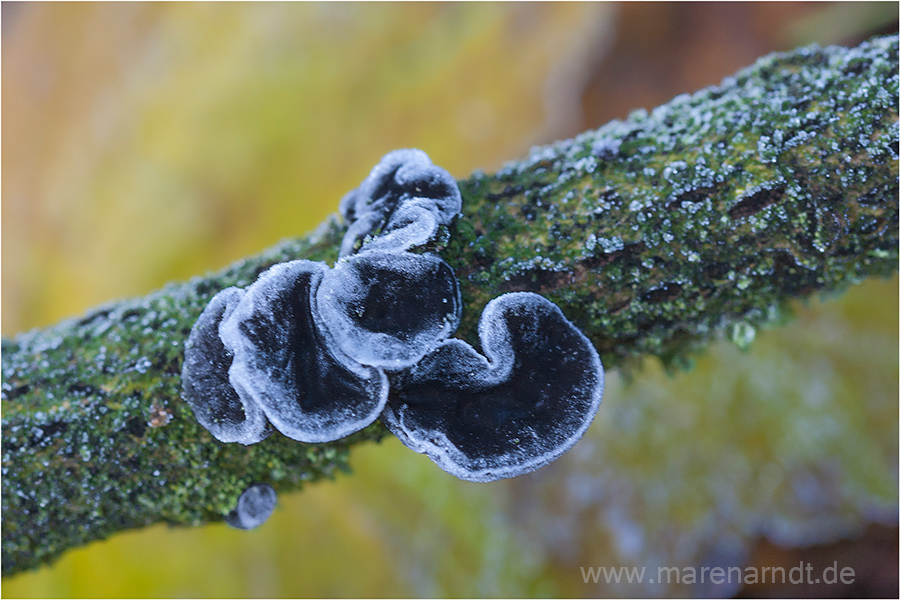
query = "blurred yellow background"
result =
(3, 3, 897, 597)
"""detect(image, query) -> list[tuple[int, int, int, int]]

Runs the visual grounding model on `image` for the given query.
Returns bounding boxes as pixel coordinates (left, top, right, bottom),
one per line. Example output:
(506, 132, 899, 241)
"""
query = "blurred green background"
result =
(2, 2, 897, 597)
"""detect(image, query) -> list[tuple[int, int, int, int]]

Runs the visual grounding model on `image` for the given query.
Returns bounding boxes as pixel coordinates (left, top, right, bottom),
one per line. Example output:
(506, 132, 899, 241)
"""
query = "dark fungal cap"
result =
(315, 250, 461, 371)
(383, 292, 604, 482)
(181, 287, 272, 445)
(339, 148, 461, 257)
(225, 483, 277, 530)
(220, 260, 389, 444)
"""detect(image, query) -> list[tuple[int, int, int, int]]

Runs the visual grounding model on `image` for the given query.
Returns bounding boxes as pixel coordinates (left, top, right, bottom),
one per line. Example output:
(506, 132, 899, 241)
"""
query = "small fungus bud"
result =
(225, 483, 277, 530)
(315, 250, 461, 370)
(220, 260, 388, 443)
(182, 287, 271, 445)
(339, 148, 461, 256)
(382, 292, 604, 482)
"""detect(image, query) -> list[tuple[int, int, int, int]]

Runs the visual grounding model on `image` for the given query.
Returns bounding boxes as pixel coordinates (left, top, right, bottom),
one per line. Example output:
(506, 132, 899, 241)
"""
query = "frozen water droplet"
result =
(729, 322, 756, 350)
(134, 356, 152, 374)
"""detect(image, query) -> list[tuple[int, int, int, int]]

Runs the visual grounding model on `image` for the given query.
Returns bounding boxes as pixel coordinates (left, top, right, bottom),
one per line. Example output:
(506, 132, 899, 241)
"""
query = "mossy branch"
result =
(3, 35, 897, 576)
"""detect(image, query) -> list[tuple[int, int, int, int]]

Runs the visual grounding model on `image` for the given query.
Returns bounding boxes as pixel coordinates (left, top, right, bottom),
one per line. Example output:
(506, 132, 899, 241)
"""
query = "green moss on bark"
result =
(447, 35, 898, 370)
(3, 35, 897, 576)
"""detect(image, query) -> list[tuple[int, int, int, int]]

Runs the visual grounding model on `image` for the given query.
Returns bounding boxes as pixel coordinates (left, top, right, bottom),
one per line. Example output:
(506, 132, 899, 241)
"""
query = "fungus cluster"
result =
(182, 149, 604, 486)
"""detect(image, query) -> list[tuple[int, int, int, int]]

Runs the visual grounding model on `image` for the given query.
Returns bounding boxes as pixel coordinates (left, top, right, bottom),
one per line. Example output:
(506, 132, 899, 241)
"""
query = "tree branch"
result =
(3, 35, 897, 576)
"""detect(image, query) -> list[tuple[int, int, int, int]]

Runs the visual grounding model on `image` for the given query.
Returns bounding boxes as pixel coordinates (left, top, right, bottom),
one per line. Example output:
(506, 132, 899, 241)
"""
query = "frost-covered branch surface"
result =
(2, 35, 897, 576)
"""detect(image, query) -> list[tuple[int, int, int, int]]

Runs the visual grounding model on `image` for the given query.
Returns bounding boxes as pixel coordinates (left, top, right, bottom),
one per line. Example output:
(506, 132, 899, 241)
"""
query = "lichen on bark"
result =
(2, 34, 897, 576)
